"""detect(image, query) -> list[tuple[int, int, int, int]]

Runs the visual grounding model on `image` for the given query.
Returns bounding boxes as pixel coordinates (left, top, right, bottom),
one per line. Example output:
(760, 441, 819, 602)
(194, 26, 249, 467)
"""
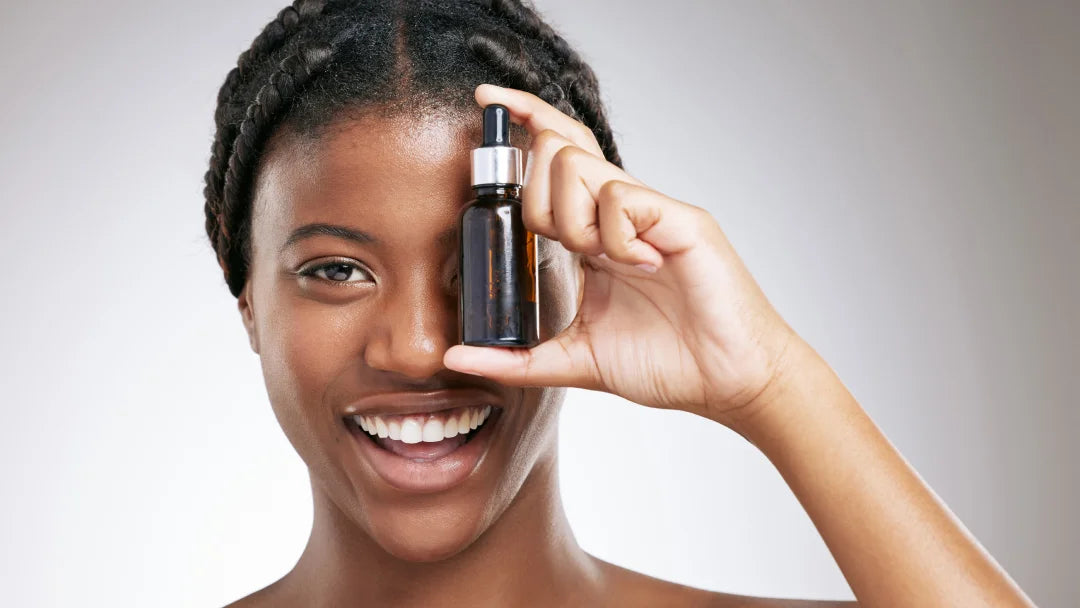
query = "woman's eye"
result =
(299, 261, 373, 284)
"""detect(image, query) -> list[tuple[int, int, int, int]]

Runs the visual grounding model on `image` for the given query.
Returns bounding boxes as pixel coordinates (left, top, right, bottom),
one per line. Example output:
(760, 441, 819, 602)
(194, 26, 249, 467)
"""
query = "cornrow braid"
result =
(217, 43, 336, 296)
(204, 0, 624, 299)
(466, 29, 578, 122)
(204, 0, 330, 293)
(477, 0, 622, 168)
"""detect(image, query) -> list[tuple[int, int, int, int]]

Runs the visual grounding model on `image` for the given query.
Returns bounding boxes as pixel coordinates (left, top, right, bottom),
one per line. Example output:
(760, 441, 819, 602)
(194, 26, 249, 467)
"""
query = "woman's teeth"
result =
(353, 405, 493, 444)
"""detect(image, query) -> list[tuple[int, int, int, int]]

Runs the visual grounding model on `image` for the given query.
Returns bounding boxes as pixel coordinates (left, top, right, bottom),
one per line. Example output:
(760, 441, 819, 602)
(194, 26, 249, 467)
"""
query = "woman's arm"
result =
(445, 84, 1039, 607)
(724, 334, 1036, 607)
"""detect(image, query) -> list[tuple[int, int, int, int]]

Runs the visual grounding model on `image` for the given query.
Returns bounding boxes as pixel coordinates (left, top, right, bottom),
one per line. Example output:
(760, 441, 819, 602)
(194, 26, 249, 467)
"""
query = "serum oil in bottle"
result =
(459, 103, 539, 347)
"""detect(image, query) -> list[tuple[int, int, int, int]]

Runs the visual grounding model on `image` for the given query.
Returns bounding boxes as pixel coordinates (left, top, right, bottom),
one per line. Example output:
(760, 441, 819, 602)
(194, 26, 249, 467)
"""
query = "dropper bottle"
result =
(458, 103, 539, 347)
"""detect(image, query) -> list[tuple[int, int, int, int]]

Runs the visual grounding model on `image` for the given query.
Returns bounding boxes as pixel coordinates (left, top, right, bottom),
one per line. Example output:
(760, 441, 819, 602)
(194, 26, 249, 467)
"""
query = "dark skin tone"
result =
(225, 85, 1033, 606)
(224, 110, 849, 607)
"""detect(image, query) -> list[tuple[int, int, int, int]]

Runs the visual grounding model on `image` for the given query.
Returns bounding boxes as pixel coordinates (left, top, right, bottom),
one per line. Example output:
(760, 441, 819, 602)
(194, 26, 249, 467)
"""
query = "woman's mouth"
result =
(343, 404, 503, 493)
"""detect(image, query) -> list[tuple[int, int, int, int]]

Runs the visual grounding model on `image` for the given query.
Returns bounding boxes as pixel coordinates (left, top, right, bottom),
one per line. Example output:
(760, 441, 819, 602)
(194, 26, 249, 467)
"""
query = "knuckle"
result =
(595, 190, 619, 216)
(534, 128, 564, 150)
(580, 225, 604, 253)
(690, 202, 716, 226)
(550, 143, 583, 171)
(562, 229, 595, 253)
(560, 233, 585, 251)
(598, 178, 632, 201)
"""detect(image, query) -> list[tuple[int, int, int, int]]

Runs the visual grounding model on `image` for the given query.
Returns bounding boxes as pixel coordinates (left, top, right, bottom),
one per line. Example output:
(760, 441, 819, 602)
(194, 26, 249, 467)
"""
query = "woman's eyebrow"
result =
(279, 222, 458, 253)
(280, 223, 377, 253)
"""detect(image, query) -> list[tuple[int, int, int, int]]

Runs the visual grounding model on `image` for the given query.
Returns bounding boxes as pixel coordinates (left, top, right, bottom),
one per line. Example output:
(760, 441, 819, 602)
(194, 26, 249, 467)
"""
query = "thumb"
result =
(443, 331, 596, 389)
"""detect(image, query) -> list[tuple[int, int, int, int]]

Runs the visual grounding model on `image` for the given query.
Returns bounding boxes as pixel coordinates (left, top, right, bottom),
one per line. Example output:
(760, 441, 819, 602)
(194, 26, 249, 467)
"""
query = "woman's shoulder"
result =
(592, 556, 858, 608)
(221, 577, 289, 608)
(222, 559, 859, 607)
(221, 589, 270, 608)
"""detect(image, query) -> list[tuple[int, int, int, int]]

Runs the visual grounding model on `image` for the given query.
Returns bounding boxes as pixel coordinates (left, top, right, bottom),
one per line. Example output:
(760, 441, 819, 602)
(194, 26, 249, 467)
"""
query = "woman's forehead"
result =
(254, 114, 478, 243)
(252, 112, 537, 259)
(277, 115, 474, 193)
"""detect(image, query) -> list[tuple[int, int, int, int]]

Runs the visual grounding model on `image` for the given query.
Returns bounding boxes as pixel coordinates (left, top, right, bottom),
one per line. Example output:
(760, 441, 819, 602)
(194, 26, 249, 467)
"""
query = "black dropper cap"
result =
(471, 103, 522, 186)
(482, 104, 510, 147)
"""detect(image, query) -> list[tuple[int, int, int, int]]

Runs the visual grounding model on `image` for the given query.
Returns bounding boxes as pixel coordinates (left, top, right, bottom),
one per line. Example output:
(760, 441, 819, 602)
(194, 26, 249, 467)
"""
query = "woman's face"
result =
(237, 110, 580, 561)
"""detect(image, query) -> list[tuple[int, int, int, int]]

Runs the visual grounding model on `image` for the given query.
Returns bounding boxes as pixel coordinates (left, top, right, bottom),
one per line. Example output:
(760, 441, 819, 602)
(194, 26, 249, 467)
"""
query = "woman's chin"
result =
(366, 509, 489, 562)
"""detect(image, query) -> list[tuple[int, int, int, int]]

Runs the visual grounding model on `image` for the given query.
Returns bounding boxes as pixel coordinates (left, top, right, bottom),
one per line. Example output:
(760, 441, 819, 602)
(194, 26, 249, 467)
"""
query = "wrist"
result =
(716, 336, 851, 451)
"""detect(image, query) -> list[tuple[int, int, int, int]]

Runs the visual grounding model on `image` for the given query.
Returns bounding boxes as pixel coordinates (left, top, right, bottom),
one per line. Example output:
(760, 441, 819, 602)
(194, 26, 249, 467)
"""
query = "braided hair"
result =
(203, 0, 623, 298)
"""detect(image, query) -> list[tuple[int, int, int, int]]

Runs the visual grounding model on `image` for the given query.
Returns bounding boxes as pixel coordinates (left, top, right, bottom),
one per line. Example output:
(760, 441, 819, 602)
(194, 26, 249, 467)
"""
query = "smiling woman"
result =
(203, 1, 1036, 607)
(203, 1, 702, 605)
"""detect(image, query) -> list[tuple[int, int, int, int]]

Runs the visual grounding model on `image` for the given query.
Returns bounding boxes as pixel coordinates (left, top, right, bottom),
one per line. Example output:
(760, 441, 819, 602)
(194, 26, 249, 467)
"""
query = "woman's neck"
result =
(279, 447, 604, 607)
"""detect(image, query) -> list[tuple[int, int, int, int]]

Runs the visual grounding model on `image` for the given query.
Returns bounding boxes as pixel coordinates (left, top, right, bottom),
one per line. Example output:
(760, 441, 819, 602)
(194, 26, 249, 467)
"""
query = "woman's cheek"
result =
(538, 253, 579, 340)
(260, 299, 353, 454)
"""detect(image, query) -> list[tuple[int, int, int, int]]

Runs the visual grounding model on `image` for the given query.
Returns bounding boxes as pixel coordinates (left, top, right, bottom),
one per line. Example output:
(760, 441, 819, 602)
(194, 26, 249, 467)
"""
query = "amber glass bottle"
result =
(459, 104, 539, 347)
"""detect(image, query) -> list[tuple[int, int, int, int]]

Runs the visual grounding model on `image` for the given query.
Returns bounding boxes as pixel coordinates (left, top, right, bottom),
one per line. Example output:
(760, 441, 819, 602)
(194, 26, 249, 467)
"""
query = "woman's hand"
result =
(442, 85, 1041, 607)
(444, 83, 801, 427)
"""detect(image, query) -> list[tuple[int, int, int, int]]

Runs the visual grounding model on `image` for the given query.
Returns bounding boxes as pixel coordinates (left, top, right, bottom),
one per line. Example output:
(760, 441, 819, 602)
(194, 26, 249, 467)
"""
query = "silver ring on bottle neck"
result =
(471, 146, 523, 186)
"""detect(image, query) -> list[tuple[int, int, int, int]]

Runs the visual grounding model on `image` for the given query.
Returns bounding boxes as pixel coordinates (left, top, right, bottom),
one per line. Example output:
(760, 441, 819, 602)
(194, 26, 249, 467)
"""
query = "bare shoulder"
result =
(592, 556, 858, 608)
(221, 587, 272, 608)
(221, 577, 290, 608)
(222, 559, 858, 607)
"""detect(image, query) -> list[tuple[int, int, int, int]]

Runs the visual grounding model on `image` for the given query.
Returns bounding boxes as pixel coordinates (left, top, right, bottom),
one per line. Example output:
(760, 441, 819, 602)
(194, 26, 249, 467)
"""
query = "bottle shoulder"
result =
(462, 196, 523, 213)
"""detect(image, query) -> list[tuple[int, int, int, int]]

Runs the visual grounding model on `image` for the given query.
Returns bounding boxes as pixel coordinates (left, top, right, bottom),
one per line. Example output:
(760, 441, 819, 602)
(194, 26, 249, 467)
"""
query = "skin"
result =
(224, 85, 1037, 607)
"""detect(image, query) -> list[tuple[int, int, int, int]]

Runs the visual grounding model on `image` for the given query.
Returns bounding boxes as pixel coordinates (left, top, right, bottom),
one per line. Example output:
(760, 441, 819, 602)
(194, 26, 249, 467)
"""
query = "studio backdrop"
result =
(0, 1, 1076, 606)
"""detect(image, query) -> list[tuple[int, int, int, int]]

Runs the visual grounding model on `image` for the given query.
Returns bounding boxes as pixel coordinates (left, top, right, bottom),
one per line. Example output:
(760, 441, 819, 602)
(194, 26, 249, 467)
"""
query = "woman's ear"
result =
(237, 282, 260, 355)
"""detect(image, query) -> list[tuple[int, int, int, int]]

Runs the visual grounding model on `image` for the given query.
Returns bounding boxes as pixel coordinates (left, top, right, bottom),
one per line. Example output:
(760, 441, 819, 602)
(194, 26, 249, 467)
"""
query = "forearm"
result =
(724, 337, 1035, 607)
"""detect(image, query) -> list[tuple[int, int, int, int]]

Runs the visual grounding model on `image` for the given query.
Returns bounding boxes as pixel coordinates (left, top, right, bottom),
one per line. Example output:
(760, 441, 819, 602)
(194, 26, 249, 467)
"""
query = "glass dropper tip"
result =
(482, 104, 510, 147)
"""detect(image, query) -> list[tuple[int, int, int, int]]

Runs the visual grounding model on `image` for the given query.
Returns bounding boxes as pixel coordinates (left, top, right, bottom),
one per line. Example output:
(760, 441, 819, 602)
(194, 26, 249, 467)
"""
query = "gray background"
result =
(1, 1, 1076, 605)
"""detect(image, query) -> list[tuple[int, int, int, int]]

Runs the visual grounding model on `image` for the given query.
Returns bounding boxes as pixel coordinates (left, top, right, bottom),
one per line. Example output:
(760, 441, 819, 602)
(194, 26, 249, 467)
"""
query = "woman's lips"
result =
(345, 406, 503, 494)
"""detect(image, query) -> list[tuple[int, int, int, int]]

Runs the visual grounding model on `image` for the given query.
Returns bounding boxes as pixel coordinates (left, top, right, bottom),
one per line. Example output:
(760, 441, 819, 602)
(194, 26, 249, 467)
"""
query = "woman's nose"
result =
(363, 274, 457, 380)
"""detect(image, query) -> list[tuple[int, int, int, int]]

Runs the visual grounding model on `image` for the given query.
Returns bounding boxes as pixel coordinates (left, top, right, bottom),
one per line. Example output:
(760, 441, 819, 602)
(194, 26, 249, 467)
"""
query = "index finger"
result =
(475, 83, 605, 158)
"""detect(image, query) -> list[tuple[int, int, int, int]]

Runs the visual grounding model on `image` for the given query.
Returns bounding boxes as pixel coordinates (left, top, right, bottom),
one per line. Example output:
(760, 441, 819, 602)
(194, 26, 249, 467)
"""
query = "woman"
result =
(204, 1, 1036, 605)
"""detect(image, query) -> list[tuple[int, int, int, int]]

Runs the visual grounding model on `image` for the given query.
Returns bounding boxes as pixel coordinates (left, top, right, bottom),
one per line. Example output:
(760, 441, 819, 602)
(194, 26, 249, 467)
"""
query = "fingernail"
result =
(598, 252, 610, 260)
(635, 263, 657, 273)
